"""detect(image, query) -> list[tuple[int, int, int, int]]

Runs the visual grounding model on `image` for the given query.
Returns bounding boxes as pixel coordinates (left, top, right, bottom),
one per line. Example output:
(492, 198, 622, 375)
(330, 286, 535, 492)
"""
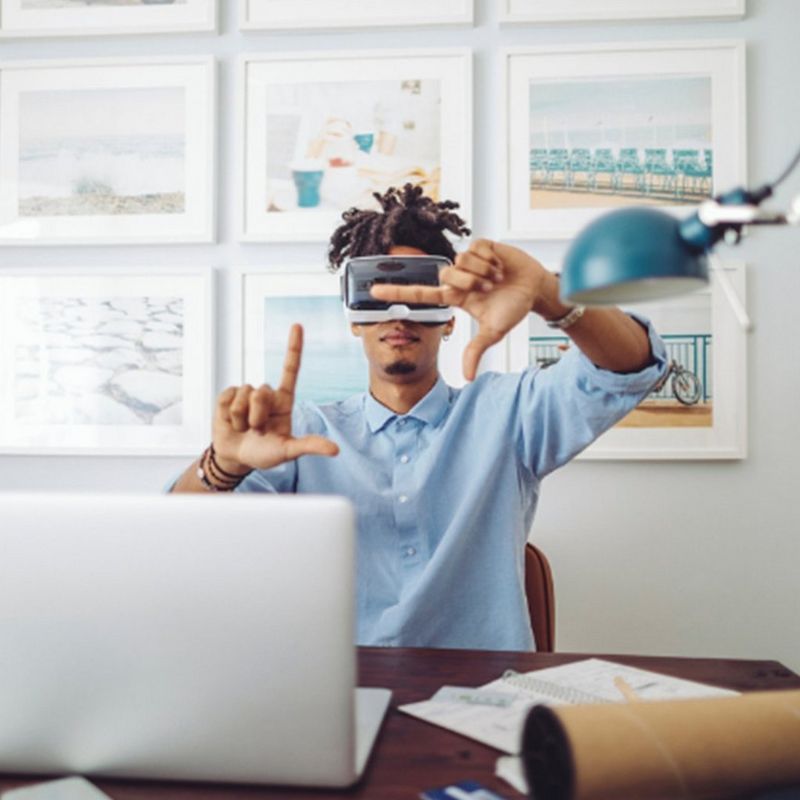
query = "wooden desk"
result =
(1, 648, 798, 800)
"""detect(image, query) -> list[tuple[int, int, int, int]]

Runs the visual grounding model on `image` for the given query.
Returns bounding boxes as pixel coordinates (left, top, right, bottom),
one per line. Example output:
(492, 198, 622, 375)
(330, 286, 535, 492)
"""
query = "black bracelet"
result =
(196, 447, 245, 492)
(209, 443, 251, 481)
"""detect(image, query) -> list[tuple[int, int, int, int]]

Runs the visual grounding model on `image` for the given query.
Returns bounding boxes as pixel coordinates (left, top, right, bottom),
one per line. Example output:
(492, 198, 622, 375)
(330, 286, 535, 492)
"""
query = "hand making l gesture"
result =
(370, 240, 553, 381)
(212, 324, 339, 474)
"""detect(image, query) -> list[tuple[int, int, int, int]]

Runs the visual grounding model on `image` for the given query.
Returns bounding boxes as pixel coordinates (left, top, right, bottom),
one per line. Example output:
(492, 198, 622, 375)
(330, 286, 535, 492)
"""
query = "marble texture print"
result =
(15, 295, 184, 426)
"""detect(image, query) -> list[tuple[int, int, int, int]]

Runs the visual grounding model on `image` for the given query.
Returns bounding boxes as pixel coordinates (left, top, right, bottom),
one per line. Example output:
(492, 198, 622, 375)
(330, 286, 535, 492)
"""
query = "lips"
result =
(382, 333, 418, 346)
(380, 328, 420, 346)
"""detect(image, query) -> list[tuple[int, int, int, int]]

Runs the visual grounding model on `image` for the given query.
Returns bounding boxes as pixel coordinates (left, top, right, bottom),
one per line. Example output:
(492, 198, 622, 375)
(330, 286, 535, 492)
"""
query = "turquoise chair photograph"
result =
(589, 148, 617, 191)
(644, 148, 676, 196)
(616, 147, 646, 193)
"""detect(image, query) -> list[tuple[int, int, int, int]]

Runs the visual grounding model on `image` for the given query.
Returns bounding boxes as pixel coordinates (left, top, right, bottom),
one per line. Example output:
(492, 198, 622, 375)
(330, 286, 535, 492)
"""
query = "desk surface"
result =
(2, 648, 798, 800)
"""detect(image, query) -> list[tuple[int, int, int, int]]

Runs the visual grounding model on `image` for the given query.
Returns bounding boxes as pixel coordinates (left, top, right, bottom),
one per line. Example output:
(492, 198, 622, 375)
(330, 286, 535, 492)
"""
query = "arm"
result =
(528, 267, 653, 374)
(370, 239, 653, 380)
(170, 324, 338, 493)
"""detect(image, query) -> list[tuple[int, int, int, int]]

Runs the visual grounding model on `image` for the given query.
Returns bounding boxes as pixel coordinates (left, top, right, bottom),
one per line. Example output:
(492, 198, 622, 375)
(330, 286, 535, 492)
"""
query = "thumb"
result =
(283, 434, 340, 461)
(462, 329, 503, 382)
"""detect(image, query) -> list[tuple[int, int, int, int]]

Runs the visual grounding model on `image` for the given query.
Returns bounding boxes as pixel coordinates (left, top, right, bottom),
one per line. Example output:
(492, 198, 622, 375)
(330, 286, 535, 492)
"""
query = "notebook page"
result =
(399, 658, 738, 754)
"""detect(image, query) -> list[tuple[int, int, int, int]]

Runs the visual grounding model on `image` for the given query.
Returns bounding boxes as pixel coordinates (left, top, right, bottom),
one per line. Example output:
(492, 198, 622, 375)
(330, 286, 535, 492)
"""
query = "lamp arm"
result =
(697, 200, 793, 227)
(709, 255, 753, 332)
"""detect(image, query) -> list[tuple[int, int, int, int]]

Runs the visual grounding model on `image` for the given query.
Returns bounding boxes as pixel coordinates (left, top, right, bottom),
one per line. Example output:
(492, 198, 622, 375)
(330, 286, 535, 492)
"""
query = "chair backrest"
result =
(524, 542, 556, 652)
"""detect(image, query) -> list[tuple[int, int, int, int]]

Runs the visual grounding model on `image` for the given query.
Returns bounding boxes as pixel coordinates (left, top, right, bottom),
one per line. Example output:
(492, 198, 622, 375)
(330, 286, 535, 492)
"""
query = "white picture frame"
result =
(503, 40, 746, 240)
(0, 56, 215, 246)
(240, 49, 472, 243)
(506, 262, 748, 460)
(241, 270, 471, 401)
(239, 0, 473, 30)
(0, 268, 213, 456)
(499, 0, 744, 23)
(0, 0, 217, 38)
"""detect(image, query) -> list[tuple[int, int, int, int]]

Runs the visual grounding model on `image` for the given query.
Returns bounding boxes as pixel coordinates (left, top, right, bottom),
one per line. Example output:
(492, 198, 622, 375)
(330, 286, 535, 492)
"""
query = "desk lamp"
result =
(560, 145, 800, 323)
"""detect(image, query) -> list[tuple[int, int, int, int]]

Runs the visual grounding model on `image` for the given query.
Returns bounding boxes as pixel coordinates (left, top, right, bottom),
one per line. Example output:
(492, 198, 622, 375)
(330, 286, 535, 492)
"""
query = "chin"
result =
(384, 360, 417, 376)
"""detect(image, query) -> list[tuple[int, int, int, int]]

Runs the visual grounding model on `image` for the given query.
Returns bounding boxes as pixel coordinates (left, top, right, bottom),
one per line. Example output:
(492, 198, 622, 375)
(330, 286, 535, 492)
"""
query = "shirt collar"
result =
(364, 376, 451, 433)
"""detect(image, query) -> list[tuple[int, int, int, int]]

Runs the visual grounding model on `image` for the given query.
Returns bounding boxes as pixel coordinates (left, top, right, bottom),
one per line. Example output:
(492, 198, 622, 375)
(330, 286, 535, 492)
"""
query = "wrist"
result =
(212, 447, 253, 478)
(196, 444, 252, 493)
(532, 271, 575, 322)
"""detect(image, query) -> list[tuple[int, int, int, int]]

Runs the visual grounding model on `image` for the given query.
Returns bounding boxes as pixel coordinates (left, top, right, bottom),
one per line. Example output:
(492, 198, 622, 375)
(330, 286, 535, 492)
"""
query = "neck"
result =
(368, 370, 439, 414)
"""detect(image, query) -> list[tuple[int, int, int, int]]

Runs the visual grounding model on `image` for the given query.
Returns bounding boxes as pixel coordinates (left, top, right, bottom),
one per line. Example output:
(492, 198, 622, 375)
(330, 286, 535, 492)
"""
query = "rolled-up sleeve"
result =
(517, 314, 668, 478)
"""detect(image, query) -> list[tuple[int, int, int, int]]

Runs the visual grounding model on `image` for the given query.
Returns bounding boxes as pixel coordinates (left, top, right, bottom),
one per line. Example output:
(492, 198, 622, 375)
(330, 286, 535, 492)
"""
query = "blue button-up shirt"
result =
(237, 318, 667, 651)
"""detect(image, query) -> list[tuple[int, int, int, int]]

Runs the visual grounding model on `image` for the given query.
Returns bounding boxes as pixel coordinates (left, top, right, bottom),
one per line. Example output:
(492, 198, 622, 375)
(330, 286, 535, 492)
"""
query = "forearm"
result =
(170, 448, 252, 494)
(532, 270, 653, 374)
(170, 458, 208, 493)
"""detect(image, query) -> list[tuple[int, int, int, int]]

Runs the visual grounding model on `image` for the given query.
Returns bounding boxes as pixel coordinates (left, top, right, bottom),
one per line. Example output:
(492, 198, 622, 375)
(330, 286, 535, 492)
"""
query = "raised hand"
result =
(370, 240, 550, 381)
(212, 324, 339, 473)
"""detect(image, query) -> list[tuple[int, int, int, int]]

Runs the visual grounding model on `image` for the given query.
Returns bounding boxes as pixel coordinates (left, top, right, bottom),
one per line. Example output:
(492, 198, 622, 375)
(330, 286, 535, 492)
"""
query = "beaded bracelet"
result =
(196, 446, 249, 492)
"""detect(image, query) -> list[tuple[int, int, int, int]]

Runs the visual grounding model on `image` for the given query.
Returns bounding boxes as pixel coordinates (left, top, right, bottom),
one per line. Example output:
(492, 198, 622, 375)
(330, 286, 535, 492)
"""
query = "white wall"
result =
(1, 0, 799, 671)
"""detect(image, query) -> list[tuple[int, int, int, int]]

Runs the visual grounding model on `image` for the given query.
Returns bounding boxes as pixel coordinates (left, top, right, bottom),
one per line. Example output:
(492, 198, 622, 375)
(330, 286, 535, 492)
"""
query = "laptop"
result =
(0, 492, 391, 787)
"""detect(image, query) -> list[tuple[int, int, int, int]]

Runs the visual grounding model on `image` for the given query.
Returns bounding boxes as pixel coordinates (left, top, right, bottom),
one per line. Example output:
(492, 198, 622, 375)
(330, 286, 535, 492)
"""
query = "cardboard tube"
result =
(521, 689, 800, 800)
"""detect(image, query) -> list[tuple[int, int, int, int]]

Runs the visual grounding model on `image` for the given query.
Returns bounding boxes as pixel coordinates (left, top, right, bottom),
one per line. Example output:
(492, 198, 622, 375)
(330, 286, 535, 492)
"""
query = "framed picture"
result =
(239, 0, 472, 30)
(0, 56, 215, 245)
(500, 0, 744, 23)
(507, 262, 747, 460)
(241, 270, 471, 402)
(503, 40, 746, 239)
(0, 0, 217, 37)
(0, 269, 213, 455)
(240, 49, 471, 242)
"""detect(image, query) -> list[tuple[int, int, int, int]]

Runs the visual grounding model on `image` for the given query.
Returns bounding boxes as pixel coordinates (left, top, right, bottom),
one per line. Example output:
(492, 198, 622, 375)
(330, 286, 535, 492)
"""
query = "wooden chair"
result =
(524, 542, 556, 652)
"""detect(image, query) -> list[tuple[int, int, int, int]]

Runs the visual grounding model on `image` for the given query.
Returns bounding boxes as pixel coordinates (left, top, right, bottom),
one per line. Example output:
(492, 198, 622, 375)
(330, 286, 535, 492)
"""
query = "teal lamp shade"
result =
(561, 207, 710, 305)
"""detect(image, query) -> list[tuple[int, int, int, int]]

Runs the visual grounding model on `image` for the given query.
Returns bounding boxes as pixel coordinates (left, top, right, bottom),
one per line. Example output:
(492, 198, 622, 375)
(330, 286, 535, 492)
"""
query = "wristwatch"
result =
(545, 304, 586, 330)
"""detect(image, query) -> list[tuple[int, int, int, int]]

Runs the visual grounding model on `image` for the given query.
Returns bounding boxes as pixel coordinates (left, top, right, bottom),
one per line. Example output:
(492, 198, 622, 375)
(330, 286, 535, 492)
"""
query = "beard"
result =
(385, 360, 417, 376)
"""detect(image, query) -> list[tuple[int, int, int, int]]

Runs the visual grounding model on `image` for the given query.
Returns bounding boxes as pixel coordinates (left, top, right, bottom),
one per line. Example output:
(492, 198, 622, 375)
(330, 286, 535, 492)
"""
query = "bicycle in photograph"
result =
(652, 359, 703, 406)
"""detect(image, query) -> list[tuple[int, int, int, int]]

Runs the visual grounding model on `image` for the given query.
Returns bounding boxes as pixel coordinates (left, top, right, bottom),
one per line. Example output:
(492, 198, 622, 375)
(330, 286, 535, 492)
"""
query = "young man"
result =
(172, 184, 667, 651)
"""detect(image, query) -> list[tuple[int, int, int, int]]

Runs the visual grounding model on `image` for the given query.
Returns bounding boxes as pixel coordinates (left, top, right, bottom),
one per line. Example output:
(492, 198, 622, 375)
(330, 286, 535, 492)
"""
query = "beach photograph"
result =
(527, 290, 713, 429)
(262, 295, 366, 404)
(264, 77, 442, 215)
(18, 85, 186, 218)
(528, 76, 713, 211)
(13, 294, 185, 427)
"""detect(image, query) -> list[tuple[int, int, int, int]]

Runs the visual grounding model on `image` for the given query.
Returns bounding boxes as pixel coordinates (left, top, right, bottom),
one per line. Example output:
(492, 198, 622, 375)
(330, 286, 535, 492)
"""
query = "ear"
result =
(350, 323, 363, 338)
(443, 317, 455, 338)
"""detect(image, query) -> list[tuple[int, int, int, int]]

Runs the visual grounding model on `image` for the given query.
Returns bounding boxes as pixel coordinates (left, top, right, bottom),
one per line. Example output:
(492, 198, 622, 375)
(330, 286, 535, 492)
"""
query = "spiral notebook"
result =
(399, 658, 738, 754)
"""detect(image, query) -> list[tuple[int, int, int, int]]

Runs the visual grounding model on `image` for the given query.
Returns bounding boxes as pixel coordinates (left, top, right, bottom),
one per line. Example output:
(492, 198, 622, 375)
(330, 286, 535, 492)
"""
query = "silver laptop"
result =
(0, 492, 391, 787)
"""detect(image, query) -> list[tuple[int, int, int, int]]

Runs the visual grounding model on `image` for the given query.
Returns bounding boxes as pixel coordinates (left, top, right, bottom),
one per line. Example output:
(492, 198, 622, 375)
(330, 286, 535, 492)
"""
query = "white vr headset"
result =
(340, 255, 453, 324)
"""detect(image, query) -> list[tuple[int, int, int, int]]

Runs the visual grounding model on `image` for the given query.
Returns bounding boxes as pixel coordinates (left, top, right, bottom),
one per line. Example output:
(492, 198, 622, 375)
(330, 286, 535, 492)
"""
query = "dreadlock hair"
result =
(327, 183, 471, 272)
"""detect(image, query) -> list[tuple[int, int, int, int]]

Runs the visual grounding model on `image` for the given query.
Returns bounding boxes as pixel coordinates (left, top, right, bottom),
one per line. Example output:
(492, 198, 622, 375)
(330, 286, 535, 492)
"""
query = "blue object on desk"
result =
(420, 779, 510, 800)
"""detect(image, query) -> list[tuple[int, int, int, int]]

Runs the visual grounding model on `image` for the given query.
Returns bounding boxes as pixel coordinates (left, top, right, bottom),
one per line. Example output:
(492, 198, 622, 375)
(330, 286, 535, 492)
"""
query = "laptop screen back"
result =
(0, 493, 360, 786)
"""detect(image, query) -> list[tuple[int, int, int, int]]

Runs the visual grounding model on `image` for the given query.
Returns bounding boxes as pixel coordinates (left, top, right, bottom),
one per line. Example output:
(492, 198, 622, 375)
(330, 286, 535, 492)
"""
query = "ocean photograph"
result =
(528, 76, 713, 209)
(18, 86, 186, 217)
(14, 295, 185, 427)
(22, 1, 187, 8)
(262, 296, 366, 404)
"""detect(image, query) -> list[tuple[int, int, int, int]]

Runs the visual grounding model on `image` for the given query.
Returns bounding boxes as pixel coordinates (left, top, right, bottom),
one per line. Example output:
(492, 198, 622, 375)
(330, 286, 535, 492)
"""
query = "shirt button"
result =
(405, 546, 416, 557)
(397, 419, 406, 427)
(399, 454, 410, 464)
(398, 495, 409, 504)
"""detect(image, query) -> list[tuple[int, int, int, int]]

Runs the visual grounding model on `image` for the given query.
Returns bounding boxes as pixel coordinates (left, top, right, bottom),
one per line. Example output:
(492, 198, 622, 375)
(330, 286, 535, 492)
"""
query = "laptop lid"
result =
(0, 492, 388, 787)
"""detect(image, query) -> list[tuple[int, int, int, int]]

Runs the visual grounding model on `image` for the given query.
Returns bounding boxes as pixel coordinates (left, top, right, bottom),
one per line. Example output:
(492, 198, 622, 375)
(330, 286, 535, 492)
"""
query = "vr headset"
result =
(341, 255, 453, 324)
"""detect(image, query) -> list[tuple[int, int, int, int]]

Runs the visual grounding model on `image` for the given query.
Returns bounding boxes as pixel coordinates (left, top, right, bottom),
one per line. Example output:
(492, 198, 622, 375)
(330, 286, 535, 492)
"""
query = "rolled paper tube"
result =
(521, 689, 800, 800)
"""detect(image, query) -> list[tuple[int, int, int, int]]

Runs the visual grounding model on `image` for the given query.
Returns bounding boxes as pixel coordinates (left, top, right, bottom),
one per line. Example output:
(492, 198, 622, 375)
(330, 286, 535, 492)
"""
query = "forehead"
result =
(388, 245, 428, 257)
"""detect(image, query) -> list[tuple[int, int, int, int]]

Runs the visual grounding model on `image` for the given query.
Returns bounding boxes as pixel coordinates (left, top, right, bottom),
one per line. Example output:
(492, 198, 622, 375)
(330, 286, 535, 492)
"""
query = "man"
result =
(172, 184, 667, 650)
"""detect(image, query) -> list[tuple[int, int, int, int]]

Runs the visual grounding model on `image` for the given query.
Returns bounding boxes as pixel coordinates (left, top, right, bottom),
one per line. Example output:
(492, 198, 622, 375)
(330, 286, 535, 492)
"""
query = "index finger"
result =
(370, 283, 448, 305)
(278, 323, 303, 396)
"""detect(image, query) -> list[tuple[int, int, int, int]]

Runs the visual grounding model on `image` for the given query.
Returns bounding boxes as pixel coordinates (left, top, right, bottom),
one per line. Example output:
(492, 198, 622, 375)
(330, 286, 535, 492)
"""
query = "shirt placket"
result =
(392, 417, 422, 570)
